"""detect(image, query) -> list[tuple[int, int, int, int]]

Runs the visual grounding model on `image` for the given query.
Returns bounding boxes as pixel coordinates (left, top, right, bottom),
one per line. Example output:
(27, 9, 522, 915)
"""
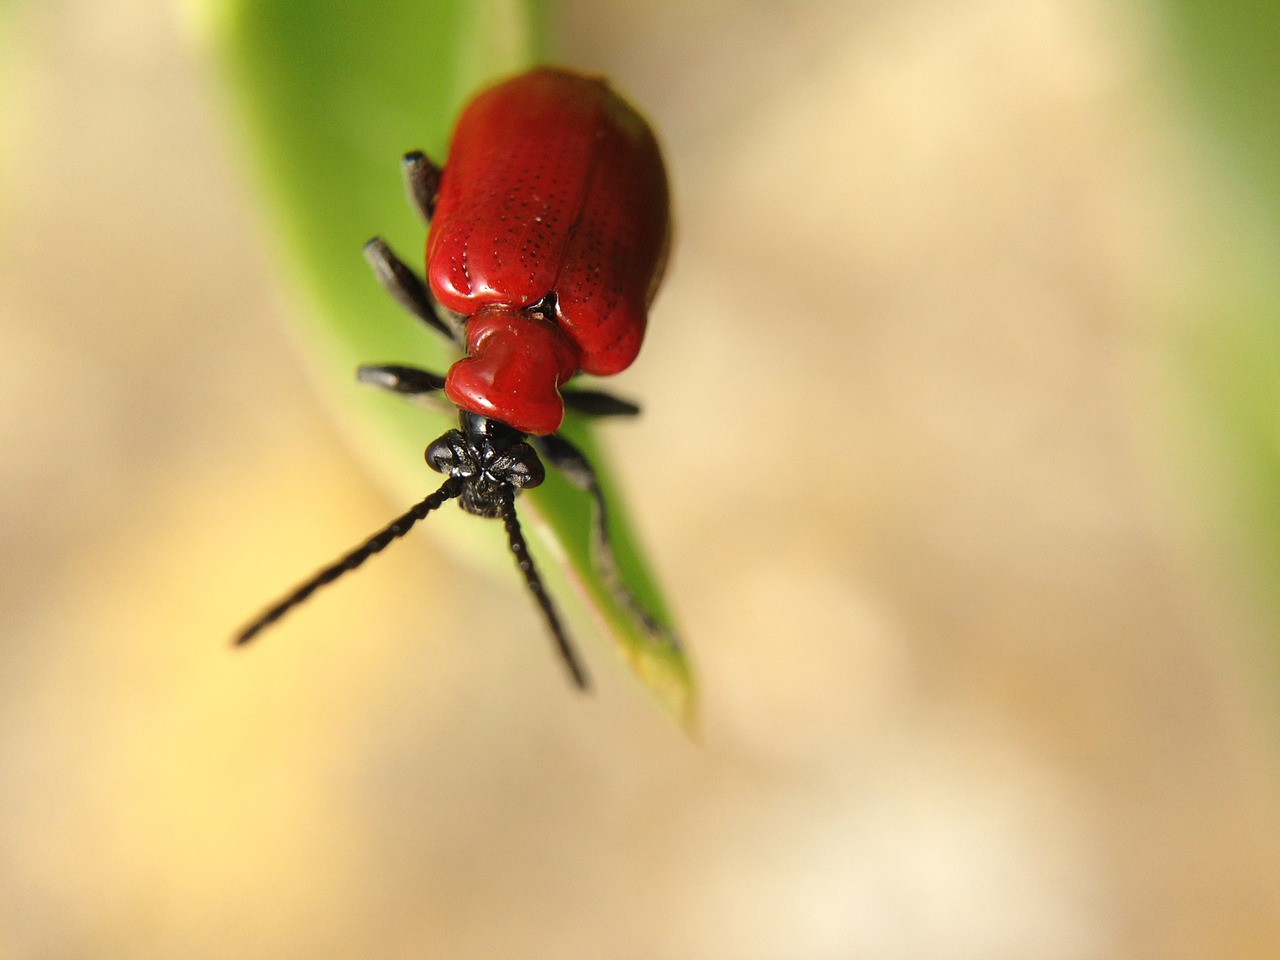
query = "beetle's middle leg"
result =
(357, 364, 447, 403)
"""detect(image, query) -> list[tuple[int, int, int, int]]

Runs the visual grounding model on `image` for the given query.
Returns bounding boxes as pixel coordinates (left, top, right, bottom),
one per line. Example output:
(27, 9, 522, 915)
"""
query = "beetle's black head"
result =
(425, 411, 545, 518)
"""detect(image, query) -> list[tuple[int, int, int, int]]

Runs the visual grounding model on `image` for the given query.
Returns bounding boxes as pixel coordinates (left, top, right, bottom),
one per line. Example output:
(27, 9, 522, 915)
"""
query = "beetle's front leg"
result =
(357, 364, 447, 402)
(561, 388, 641, 418)
(363, 237, 464, 345)
(532, 432, 674, 644)
(402, 150, 441, 223)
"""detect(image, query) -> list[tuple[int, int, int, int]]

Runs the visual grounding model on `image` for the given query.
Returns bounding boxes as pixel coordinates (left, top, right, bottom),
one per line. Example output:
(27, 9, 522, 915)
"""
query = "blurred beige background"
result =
(3, 0, 1280, 956)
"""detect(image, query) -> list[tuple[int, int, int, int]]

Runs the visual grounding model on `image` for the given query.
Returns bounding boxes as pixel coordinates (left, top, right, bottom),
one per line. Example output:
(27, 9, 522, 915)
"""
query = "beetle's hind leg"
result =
(363, 237, 464, 344)
(402, 150, 441, 224)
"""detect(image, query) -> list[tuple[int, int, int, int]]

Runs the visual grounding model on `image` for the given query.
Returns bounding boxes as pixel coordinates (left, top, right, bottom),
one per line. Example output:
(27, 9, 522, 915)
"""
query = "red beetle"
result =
(236, 68, 674, 688)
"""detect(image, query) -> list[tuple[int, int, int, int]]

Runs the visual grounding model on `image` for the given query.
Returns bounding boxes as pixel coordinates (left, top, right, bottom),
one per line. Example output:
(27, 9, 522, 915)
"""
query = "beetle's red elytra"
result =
(430, 68, 671, 435)
(235, 67, 678, 691)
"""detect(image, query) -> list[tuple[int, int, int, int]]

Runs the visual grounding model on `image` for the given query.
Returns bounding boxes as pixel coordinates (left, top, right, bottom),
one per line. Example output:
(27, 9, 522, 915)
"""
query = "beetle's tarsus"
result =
(402, 150, 442, 224)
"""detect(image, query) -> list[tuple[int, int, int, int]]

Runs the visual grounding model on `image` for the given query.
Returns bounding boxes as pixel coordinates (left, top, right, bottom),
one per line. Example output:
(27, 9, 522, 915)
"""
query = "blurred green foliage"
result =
(1160, 1, 1280, 632)
(1163, 0, 1280, 221)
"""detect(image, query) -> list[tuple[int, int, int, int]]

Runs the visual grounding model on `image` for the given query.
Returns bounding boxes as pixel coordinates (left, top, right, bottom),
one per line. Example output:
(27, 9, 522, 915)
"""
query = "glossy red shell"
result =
(428, 67, 670, 435)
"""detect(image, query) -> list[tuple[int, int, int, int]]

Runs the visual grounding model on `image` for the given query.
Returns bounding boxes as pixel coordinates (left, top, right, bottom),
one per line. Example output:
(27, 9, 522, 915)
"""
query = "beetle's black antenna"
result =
(499, 483, 589, 689)
(235, 477, 465, 646)
(532, 432, 670, 643)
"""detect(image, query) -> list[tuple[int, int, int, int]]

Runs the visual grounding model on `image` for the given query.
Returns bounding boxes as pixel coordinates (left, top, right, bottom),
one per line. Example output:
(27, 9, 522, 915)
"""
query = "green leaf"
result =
(186, 0, 694, 727)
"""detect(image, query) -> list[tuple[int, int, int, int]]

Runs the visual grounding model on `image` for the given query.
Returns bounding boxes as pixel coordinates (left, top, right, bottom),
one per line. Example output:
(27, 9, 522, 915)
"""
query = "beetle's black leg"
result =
(498, 484, 589, 689)
(357, 364, 447, 401)
(402, 150, 442, 224)
(561, 388, 642, 418)
(363, 237, 464, 344)
(532, 432, 674, 644)
(234, 477, 465, 646)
